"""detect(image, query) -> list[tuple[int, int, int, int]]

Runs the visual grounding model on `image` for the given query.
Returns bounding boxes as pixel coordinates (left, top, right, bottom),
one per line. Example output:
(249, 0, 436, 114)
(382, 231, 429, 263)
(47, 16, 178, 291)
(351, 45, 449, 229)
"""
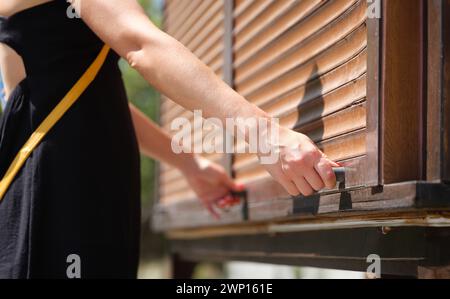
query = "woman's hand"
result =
(182, 156, 244, 219)
(261, 125, 340, 197)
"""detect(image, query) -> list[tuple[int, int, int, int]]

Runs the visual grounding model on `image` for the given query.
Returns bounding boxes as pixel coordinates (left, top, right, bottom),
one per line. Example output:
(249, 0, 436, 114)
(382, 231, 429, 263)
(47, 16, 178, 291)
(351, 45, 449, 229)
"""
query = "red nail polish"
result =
(216, 199, 228, 209)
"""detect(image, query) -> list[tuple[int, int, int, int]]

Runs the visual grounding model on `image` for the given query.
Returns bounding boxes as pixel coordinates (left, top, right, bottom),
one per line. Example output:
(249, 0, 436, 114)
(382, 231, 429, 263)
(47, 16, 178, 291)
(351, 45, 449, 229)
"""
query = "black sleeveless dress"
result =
(0, 1, 141, 278)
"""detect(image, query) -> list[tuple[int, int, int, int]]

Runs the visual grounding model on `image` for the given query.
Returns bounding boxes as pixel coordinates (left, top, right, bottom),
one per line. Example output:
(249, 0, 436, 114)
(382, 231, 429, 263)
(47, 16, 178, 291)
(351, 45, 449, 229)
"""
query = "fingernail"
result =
(230, 197, 241, 206)
(217, 195, 233, 209)
(237, 183, 246, 191)
(216, 199, 228, 209)
(224, 195, 233, 202)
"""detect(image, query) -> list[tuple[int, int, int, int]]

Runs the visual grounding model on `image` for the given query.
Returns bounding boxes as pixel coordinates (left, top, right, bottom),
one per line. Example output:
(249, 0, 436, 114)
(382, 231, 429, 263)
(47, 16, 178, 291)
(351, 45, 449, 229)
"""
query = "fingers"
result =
(281, 148, 322, 196)
(331, 161, 341, 167)
(280, 163, 312, 196)
(303, 168, 325, 191)
(200, 184, 229, 219)
(314, 156, 337, 189)
(202, 199, 220, 220)
(262, 129, 343, 196)
(327, 158, 341, 168)
(279, 179, 301, 196)
(291, 176, 314, 196)
(216, 194, 241, 209)
(202, 177, 244, 218)
(220, 172, 245, 193)
(280, 150, 339, 195)
(216, 194, 233, 209)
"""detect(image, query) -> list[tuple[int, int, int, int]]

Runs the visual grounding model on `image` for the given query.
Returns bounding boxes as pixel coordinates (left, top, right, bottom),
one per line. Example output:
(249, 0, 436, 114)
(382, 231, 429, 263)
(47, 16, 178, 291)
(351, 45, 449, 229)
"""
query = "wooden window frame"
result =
(154, 0, 382, 229)
(153, 0, 450, 278)
(153, 0, 450, 232)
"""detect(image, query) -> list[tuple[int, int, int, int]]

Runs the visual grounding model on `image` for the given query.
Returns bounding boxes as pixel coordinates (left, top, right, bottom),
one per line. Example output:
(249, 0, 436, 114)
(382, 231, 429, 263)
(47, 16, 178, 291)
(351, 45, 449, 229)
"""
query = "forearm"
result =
(129, 103, 198, 173)
(128, 35, 269, 124)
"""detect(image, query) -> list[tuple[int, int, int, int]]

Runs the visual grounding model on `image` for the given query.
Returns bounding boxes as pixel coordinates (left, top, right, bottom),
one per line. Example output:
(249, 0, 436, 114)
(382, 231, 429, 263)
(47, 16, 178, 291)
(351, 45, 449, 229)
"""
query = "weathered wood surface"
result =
(154, 1, 450, 276)
(171, 225, 450, 277)
(153, 182, 450, 231)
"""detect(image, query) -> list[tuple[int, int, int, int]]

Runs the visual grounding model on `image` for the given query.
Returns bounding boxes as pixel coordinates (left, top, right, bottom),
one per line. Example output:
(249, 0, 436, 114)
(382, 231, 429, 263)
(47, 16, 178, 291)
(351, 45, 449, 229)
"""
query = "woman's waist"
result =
(23, 45, 119, 77)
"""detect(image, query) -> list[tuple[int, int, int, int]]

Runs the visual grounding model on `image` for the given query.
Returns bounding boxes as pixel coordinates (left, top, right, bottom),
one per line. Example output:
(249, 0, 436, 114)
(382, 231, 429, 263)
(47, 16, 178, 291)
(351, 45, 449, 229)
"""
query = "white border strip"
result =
(268, 217, 450, 233)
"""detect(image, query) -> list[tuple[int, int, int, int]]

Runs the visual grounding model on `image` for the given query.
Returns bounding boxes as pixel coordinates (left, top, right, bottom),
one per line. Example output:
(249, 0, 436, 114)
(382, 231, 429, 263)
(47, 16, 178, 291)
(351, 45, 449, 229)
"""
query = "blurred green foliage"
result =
(119, 0, 163, 205)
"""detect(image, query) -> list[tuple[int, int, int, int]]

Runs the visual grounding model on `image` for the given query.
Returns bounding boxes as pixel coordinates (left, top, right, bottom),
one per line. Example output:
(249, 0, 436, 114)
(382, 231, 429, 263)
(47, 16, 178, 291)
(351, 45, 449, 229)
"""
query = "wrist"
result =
(256, 124, 310, 158)
(175, 152, 202, 175)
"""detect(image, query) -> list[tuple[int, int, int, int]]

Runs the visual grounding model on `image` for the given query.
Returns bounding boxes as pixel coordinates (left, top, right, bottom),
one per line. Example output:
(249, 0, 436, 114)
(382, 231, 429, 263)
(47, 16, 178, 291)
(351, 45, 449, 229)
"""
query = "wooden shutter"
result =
(153, 1, 450, 278)
(232, 0, 378, 203)
(159, 0, 226, 205)
(155, 0, 381, 229)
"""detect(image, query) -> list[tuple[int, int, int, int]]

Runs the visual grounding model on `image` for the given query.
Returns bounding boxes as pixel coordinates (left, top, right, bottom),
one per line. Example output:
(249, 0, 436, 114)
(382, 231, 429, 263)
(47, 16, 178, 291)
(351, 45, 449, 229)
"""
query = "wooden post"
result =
(427, 0, 450, 183)
(222, 0, 235, 177)
(381, 0, 426, 184)
(365, 3, 382, 186)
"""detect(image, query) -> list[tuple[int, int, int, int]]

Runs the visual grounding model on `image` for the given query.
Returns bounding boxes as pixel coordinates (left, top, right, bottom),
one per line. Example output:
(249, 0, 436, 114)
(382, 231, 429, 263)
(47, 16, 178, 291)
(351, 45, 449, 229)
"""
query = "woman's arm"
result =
(129, 103, 196, 172)
(76, 0, 338, 196)
(129, 104, 242, 218)
(73, 0, 263, 123)
(0, 44, 26, 99)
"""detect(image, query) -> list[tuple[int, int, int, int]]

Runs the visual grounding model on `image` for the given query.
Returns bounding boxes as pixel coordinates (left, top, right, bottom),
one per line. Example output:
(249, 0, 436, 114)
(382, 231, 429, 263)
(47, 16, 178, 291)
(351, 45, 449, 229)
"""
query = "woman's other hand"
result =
(182, 156, 243, 219)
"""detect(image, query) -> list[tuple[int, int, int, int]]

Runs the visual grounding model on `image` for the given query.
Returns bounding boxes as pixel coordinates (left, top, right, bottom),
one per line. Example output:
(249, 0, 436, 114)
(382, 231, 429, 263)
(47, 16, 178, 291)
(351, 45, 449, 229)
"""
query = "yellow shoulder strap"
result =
(0, 45, 110, 201)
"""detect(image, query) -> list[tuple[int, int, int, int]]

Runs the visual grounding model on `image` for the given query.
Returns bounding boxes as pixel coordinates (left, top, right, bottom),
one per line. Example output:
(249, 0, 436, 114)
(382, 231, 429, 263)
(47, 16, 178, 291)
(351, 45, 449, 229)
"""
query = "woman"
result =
(0, 0, 338, 278)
